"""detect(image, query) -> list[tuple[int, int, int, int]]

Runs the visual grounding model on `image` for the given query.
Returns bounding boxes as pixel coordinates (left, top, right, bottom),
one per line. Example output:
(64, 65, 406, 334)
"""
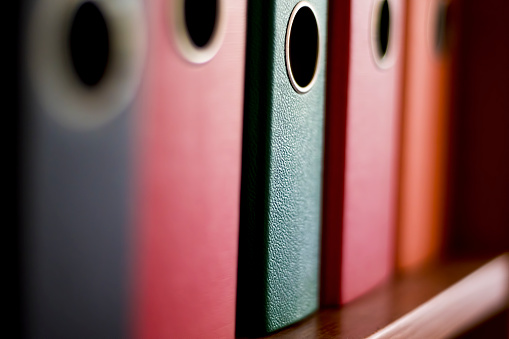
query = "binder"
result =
(135, 0, 246, 338)
(445, 0, 509, 258)
(10, 1, 22, 337)
(396, 0, 452, 270)
(321, 0, 404, 306)
(236, 0, 328, 335)
(19, 0, 146, 337)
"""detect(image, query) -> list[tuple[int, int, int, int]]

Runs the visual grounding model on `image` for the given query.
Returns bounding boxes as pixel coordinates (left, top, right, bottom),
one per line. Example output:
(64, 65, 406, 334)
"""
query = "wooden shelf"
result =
(253, 254, 509, 338)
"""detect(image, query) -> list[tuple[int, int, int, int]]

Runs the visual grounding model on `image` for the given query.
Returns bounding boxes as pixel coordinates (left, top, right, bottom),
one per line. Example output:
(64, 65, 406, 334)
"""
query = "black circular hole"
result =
(288, 6, 319, 90)
(185, 0, 218, 48)
(69, 1, 110, 87)
(434, 0, 450, 54)
(377, 0, 390, 58)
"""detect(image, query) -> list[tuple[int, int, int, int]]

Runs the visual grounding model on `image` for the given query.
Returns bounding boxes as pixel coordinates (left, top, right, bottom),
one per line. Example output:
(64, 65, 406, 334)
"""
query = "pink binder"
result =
(134, 0, 247, 337)
(322, 0, 405, 305)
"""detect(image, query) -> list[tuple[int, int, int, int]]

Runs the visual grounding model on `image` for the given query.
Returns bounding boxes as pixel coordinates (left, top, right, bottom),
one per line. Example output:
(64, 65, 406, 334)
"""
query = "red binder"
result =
(445, 0, 509, 258)
(322, 0, 405, 305)
(135, 0, 246, 337)
(396, 0, 452, 270)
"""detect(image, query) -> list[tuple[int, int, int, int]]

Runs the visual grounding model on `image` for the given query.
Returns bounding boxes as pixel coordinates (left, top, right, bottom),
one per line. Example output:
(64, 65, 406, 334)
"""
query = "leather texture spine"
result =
(237, 0, 328, 335)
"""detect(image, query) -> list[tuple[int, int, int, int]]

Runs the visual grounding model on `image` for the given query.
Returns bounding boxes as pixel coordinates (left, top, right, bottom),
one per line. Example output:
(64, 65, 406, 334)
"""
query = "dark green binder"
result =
(236, 0, 328, 335)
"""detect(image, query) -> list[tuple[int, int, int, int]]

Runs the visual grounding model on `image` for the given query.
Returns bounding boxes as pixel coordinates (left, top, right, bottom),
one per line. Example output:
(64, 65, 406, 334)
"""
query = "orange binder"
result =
(396, 0, 452, 270)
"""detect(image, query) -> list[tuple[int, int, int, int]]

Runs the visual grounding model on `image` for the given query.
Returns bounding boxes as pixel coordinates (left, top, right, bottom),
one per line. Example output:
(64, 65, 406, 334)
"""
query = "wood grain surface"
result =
(241, 255, 509, 338)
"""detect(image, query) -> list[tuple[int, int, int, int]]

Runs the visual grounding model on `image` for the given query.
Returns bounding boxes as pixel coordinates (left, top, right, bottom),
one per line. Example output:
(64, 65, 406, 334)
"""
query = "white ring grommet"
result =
(370, 0, 396, 69)
(171, 0, 226, 64)
(26, 0, 147, 129)
(285, 1, 321, 94)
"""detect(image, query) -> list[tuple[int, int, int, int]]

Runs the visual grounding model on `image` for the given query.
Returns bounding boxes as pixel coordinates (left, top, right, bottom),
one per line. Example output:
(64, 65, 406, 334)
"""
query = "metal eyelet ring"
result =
(171, 0, 227, 64)
(285, 1, 321, 94)
(26, 0, 147, 130)
(370, 0, 395, 69)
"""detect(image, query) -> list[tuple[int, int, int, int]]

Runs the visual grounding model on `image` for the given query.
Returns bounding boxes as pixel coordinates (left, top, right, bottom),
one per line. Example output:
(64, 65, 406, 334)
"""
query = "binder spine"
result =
(237, 0, 328, 334)
(236, 0, 276, 334)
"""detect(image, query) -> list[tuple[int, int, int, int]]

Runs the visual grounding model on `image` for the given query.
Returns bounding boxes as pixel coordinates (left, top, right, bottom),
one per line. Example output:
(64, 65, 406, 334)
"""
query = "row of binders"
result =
(10, 0, 509, 338)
